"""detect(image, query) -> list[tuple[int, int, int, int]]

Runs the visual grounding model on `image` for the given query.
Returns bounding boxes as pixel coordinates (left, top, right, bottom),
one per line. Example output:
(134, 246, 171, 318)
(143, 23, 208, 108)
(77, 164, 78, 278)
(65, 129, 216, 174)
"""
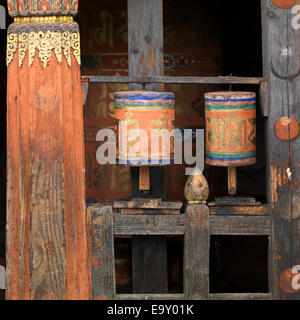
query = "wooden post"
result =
(184, 204, 210, 300)
(87, 205, 115, 300)
(261, 0, 300, 299)
(6, 3, 91, 300)
(128, 0, 168, 294)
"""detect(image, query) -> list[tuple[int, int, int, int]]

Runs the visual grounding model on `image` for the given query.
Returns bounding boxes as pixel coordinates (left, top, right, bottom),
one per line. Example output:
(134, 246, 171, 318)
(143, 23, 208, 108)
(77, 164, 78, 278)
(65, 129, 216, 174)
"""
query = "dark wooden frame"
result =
(84, 0, 300, 300)
(88, 204, 272, 300)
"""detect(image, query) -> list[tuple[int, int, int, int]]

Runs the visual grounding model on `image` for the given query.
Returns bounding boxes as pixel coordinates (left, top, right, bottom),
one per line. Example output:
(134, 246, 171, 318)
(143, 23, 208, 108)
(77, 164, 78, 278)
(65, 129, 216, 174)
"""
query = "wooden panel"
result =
(88, 205, 115, 300)
(210, 215, 270, 235)
(210, 293, 272, 300)
(261, 0, 300, 299)
(209, 205, 271, 216)
(184, 204, 210, 299)
(114, 214, 185, 236)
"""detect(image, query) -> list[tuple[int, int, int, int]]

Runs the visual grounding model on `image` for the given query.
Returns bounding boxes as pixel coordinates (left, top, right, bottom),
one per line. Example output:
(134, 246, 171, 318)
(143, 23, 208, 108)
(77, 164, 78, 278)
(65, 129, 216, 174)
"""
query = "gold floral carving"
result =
(7, 30, 81, 69)
(7, 33, 18, 66)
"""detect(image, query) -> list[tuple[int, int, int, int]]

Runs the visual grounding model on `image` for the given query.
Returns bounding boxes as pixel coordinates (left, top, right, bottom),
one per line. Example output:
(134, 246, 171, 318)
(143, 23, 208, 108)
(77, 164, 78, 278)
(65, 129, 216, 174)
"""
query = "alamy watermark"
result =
(96, 123, 204, 175)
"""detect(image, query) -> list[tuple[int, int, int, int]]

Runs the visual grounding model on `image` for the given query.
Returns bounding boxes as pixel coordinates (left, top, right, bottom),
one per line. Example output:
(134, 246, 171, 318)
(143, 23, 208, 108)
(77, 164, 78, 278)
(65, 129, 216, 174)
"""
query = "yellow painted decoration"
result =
(14, 16, 73, 23)
(7, 30, 80, 69)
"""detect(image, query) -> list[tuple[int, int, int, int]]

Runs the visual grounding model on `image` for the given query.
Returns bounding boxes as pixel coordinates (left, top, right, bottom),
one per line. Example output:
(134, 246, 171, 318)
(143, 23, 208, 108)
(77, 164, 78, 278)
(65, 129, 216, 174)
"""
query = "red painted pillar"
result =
(6, 1, 91, 300)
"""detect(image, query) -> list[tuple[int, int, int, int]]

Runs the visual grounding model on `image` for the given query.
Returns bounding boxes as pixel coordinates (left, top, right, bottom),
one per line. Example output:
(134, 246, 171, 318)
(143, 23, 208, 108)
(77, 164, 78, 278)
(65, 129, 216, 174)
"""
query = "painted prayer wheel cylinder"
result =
(114, 91, 175, 166)
(205, 91, 256, 167)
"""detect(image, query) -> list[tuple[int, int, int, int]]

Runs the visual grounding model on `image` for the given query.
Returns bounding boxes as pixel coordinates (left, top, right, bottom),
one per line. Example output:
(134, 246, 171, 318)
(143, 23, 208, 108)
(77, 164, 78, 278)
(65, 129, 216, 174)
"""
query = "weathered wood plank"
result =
(114, 199, 182, 209)
(6, 49, 90, 299)
(210, 215, 270, 235)
(119, 208, 180, 215)
(184, 205, 210, 300)
(128, 0, 168, 294)
(261, 0, 300, 299)
(210, 293, 272, 300)
(132, 236, 168, 294)
(228, 167, 237, 195)
(116, 294, 185, 300)
(287, 2, 300, 301)
(128, 0, 164, 92)
(139, 166, 150, 191)
(87, 205, 115, 300)
(209, 205, 271, 216)
(114, 214, 185, 236)
(83, 75, 264, 84)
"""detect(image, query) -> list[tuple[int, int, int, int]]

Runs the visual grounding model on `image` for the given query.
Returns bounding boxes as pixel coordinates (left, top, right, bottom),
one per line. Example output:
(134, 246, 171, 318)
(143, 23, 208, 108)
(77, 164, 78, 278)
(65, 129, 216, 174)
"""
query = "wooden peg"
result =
(139, 166, 150, 191)
(228, 167, 237, 196)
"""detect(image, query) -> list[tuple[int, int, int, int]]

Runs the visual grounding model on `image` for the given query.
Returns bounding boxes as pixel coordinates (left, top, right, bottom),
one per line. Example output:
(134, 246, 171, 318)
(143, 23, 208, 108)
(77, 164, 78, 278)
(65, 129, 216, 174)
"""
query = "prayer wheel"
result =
(205, 91, 256, 167)
(205, 91, 256, 200)
(114, 91, 175, 166)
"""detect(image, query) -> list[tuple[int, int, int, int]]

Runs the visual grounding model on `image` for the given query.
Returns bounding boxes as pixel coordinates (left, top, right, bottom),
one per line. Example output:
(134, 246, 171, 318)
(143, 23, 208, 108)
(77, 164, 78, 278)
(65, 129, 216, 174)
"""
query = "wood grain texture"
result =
(184, 204, 210, 300)
(119, 208, 180, 215)
(209, 205, 271, 215)
(114, 214, 185, 236)
(84, 75, 264, 84)
(128, 0, 164, 92)
(114, 198, 182, 209)
(132, 236, 168, 294)
(87, 205, 115, 300)
(261, 0, 300, 299)
(228, 167, 237, 195)
(127, 0, 168, 294)
(210, 215, 270, 235)
(139, 167, 150, 191)
(210, 293, 272, 300)
(6, 53, 91, 299)
(117, 294, 184, 300)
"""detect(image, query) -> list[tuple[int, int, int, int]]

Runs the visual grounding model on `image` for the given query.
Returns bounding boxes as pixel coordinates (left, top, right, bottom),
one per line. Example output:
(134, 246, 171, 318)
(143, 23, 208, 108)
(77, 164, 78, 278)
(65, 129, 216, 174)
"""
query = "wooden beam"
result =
(261, 0, 300, 299)
(87, 205, 115, 300)
(210, 215, 270, 235)
(114, 198, 182, 209)
(83, 75, 264, 84)
(118, 209, 180, 215)
(209, 205, 271, 216)
(116, 294, 185, 300)
(114, 214, 185, 236)
(127, 0, 168, 294)
(210, 293, 272, 300)
(113, 213, 270, 236)
(184, 204, 210, 300)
